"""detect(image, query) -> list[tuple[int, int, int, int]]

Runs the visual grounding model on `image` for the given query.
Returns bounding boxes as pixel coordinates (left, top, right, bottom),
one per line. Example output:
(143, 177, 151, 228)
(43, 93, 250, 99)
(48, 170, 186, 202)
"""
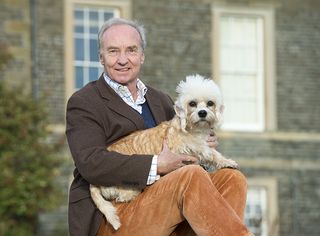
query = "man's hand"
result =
(157, 140, 198, 175)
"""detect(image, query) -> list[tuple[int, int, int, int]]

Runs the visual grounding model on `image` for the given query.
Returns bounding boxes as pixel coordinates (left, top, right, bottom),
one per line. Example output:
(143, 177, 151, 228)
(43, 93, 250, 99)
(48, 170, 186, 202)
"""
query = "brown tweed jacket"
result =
(66, 75, 175, 236)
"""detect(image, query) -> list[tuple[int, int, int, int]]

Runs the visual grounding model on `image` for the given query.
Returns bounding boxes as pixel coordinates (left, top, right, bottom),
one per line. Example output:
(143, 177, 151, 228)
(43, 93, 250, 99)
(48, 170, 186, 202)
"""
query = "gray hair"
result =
(98, 18, 146, 53)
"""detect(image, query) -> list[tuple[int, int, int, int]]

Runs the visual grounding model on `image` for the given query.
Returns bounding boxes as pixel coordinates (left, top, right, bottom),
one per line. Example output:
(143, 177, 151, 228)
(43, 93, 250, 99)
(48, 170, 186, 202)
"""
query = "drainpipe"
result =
(30, 0, 39, 99)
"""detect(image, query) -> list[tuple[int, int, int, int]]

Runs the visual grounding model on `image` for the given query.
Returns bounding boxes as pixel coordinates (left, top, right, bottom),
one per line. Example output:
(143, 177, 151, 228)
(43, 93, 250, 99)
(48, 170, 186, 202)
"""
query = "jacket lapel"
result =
(95, 75, 144, 129)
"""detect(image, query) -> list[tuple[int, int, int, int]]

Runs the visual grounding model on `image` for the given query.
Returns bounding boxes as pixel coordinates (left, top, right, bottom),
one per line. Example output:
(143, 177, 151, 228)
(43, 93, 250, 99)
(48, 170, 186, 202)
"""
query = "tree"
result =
(0, 43, 63, 236)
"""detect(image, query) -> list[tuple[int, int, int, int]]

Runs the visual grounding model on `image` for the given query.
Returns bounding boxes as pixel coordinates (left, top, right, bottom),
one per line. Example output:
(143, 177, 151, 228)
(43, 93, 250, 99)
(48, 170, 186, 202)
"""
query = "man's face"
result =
(99, 24, 145, 86)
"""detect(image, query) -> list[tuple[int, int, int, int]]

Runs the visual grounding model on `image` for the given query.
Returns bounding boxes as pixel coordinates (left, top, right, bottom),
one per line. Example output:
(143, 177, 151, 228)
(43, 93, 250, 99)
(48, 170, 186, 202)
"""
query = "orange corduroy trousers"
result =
(98, 165, 252, 236)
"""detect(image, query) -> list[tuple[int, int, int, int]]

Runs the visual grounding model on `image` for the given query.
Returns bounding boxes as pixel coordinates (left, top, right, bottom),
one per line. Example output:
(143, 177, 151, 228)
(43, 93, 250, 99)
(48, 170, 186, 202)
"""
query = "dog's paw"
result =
(116, 195, 134, 203)
(116, 190, 139, 203)
(216, 158, 239, 169)
(108, 216, 121, 230)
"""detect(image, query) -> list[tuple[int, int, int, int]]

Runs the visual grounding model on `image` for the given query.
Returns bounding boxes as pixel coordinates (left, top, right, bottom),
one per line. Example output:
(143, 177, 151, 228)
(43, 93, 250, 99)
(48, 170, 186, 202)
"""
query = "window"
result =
(245, 187, 268, 236)
(65, 0, 131, 99)
(212, 6, 276, 132)
(73, 6, 119, 90)
(245, 178, 279, 236)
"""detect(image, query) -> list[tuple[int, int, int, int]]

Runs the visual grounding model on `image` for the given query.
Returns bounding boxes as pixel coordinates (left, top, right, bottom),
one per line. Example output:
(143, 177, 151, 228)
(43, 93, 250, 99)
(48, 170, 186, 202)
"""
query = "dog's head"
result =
(174, 74, 224, 133)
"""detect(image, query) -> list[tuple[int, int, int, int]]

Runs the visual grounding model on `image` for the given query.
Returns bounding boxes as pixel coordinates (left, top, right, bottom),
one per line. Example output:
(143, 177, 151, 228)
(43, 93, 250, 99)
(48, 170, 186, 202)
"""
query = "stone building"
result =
(0, 0, 319, 235)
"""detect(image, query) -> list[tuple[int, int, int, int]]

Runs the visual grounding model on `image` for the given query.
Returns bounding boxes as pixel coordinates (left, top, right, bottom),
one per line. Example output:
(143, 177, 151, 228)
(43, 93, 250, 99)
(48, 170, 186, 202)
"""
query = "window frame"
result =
(64, 0, 131, 101)
(212, 5, 276, 132)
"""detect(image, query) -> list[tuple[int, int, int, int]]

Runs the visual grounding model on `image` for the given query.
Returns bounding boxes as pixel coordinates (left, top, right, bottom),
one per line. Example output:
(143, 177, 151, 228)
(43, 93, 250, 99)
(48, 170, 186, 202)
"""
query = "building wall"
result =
(0, 0, 319, 235)
(276, 0, 320, 132)
(133, 0, 213, 96)
(0, 0, 32, 92)
(220, 133, 320, 235)
(34, 0, 65, 124)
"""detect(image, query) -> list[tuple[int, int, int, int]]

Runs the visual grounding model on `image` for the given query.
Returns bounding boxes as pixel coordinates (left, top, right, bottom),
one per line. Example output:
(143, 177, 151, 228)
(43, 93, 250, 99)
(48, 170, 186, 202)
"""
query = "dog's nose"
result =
(198, 110, 207, 118)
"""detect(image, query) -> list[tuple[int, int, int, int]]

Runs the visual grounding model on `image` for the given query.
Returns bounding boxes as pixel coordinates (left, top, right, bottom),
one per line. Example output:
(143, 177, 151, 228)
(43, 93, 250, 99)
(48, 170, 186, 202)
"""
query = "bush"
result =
(0, 83, 63, 236)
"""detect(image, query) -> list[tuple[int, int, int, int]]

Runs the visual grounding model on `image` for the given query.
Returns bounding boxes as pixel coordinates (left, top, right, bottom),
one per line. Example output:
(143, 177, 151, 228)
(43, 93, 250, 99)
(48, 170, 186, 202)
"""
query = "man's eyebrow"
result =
(105, 45, 139, 50)
(106, 46, 119, 50)
(127, 45, 139, 49)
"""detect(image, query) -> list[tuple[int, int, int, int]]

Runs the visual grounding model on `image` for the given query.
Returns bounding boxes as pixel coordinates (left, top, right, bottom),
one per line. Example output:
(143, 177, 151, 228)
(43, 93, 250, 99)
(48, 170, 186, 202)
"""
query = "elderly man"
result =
(66, 18, 252, 236)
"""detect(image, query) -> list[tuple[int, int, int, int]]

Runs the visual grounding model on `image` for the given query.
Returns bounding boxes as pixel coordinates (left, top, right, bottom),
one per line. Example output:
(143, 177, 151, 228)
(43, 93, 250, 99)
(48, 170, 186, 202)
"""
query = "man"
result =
(66, 18, 252, 236)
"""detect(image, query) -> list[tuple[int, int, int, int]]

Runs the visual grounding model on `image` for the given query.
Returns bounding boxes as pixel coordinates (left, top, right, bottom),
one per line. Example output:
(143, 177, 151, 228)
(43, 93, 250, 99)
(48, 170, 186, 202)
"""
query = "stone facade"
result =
(33, 0, 65, 124)
(0, 0, 32, 92)
(276, 0, 320, 132)
(0, 0, 319, 235)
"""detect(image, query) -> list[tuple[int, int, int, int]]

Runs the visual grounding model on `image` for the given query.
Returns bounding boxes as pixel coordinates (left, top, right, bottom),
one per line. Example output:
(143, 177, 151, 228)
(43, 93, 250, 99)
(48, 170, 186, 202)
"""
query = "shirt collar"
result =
(103, 73, 147, 97)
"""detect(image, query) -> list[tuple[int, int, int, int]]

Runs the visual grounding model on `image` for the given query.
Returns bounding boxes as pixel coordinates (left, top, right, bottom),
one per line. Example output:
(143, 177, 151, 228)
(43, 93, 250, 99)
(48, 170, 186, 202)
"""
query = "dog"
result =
(90, 74, 238, 230)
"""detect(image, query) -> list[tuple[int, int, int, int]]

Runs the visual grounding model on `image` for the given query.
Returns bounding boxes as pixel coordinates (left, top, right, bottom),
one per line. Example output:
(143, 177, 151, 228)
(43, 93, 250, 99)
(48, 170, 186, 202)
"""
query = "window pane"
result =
(75, 66, 84, 89)
(90, 38, 98, 61)
(74, 25, 84, 33)
(74, 10, 83, 20)
(75, 38, 84, 60)
(90, 26, 99, 34)
(89, 67, 99, 82)
(89, 11, 98, 21)
(104, 12, 114, 21)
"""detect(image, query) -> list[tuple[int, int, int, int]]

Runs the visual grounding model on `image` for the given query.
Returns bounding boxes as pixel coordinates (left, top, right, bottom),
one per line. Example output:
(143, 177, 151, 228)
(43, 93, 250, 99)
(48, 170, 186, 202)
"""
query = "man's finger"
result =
(182, 160, 195, 165)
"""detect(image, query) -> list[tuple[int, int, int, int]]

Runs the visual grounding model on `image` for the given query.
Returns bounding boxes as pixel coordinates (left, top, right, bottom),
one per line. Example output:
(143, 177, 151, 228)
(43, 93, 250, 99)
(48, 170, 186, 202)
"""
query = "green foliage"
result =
(0, 83, 63, 236)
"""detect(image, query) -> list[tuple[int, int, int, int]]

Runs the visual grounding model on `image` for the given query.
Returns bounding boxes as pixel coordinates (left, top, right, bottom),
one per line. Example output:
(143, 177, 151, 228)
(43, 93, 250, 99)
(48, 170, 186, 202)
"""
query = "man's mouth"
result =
(116, 68, 130, 72)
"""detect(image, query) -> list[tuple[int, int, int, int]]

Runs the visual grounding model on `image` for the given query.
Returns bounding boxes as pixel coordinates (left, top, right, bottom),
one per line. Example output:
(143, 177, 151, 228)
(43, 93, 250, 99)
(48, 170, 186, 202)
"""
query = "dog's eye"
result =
(207, 101, 215, 107)
(189, 101, 197, 107)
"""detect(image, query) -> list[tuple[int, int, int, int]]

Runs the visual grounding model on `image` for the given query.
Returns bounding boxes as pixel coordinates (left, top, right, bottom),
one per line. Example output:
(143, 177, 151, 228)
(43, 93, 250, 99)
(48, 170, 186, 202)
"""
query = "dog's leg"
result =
(90, 185, 121, 230)
(116, 188, 140, 202)
(211, 150, 239, 169)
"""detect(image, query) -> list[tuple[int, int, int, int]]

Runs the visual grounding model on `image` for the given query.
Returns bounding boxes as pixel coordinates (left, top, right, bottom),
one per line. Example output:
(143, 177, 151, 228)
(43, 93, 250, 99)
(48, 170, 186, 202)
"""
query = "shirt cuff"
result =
(146, 155, 160, 185)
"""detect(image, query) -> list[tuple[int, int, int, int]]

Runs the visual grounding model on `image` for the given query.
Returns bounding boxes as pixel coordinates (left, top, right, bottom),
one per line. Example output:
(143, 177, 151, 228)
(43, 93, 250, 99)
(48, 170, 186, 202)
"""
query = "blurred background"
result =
(0, 0, 319, 235)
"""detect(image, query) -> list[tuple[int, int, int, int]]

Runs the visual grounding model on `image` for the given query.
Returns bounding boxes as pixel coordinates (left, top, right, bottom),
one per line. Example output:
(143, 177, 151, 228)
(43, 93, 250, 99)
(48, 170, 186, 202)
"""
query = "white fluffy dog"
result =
(90, 74, 238, 230)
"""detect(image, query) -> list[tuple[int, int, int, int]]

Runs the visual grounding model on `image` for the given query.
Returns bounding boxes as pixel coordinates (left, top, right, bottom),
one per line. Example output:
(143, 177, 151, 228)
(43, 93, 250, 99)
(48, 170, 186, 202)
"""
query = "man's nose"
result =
(117, 52, 129, 64)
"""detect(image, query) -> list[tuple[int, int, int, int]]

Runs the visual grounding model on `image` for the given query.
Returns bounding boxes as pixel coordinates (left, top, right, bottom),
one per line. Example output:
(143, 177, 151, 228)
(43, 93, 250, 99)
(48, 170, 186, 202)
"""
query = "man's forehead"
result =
(104, 24, 140, 38)
(102, 24, 141, 47)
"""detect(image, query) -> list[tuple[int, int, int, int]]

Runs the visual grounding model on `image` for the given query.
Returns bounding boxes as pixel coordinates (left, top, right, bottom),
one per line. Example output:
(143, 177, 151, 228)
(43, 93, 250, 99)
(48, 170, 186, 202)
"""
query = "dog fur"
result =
(90, 74, 238, 230)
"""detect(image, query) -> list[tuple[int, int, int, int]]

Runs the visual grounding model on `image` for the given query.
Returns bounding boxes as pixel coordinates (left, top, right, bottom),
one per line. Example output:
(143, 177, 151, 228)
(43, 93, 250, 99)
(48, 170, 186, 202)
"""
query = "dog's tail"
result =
(90, 185, 121, 230)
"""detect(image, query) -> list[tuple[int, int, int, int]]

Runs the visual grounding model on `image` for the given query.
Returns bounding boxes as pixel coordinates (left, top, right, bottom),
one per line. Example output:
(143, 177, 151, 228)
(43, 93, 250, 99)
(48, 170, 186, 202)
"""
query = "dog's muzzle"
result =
(198, 110, 207, 118)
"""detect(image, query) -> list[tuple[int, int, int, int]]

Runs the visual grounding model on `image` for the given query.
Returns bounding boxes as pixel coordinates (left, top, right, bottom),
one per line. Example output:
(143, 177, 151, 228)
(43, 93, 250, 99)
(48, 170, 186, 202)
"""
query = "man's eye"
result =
(107, 49, 118, 55)
(189, 101, 197, 107)
(207, 101, 215, 107)
(127, 47, 138, 54)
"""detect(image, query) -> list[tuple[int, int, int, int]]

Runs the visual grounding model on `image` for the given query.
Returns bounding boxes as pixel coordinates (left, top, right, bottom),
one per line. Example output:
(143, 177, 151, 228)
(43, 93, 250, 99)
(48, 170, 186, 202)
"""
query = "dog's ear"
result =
(174, 102, 187, 132)
(219, 104, 225, 114)
(215, 104, 225, 128)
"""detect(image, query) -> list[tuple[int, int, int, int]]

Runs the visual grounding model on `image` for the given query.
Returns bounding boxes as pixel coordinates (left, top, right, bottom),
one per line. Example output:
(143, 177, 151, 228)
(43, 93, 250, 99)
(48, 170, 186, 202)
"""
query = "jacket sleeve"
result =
(66, 93, 153, 190)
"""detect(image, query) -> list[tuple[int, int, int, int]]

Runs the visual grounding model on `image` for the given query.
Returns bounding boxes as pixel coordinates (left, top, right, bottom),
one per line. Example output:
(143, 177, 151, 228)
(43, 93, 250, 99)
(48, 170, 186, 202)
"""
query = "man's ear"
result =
(141, 53, 145, 64)
(99, 53, 104, 65)
(174, 102, 187, 132)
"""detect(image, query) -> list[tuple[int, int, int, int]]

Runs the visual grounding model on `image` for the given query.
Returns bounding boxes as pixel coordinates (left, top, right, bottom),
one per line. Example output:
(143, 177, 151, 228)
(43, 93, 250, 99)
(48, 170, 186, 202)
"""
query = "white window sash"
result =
(218, 15, 265, 132)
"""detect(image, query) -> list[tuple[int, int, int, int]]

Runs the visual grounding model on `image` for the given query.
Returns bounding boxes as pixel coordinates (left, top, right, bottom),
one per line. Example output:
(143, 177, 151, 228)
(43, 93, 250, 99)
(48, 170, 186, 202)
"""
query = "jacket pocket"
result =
(69, 183, 91, 203)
